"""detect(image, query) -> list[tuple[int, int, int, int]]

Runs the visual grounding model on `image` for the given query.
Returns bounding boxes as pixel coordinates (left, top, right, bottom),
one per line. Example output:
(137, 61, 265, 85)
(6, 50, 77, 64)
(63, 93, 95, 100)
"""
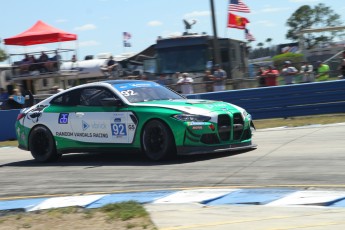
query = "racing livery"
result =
(15, 80, 256, 162)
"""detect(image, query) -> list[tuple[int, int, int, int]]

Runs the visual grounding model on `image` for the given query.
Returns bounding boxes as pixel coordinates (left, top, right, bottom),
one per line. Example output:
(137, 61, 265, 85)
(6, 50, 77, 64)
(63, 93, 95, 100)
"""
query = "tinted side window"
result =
(50, 90, 81, 106)
(80, 87, 117, 106)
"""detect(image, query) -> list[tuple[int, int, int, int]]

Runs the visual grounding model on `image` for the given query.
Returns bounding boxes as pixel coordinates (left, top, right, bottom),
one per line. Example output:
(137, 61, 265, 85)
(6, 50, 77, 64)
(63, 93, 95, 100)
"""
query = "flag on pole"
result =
(123, 32, 131, 40)
(245, 28, 255, 41)
(228, 0, 250, 13)
(123, 32, 132, 47)
(227, 13, 249, 29)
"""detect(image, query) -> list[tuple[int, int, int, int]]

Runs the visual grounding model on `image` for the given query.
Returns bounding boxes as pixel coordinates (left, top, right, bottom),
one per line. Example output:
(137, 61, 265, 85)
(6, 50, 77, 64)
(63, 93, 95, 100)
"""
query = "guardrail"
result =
(187, 79, 345, 120)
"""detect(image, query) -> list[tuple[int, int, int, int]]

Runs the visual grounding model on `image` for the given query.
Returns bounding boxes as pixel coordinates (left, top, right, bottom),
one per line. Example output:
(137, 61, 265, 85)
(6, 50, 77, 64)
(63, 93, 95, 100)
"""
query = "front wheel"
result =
(29, 126, 61, 162)
(141, 120, 176, 161)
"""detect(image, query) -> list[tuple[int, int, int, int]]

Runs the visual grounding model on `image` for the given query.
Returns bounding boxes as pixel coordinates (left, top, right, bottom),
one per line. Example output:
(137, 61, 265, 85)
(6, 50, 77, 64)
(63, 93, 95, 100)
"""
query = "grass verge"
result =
(254, 113, 345, 129)
(0, 201, 157, 230)
(0, 140, 18, 147)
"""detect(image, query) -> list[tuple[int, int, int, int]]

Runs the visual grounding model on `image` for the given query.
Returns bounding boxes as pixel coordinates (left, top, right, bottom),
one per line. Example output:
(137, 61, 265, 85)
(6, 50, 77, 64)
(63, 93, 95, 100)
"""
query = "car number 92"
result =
(120, 90, 137, 97)
(111, 123, 127, 136)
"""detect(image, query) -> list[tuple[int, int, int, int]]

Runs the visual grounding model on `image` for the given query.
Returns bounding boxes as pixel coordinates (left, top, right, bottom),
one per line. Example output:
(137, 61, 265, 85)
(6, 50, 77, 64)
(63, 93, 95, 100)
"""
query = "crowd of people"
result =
(141, 58, 345, 94)
(151, 58, 345, 94)
(162, 64, 228, 94)
(255, 60, 335, 87)
(18, 51, 62, 75)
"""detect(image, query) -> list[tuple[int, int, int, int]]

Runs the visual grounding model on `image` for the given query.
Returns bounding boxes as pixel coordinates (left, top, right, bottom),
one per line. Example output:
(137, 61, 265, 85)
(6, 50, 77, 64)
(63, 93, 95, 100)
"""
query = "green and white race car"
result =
(15, 80, 256, 162)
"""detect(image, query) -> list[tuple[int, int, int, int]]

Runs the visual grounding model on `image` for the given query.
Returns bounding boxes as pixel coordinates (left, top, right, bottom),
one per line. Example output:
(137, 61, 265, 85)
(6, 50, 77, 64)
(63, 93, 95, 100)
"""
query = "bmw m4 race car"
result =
(15, 80, 256, 162)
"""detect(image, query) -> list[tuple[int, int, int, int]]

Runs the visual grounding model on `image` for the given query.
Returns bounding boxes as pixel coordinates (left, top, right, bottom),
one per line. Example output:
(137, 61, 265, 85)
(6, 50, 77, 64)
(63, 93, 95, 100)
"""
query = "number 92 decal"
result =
(111, 123, 127, 136)
(120, 90, 137, 97)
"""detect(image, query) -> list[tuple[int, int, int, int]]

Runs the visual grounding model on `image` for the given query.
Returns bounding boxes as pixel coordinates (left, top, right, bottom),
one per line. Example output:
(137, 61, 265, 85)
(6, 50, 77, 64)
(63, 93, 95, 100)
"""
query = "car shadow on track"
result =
(0, 149, 255, 167)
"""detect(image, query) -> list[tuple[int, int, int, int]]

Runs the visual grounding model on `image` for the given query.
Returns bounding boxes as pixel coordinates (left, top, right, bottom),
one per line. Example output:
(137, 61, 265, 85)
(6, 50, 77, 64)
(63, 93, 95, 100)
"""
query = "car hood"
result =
(134, 99, 244, 115)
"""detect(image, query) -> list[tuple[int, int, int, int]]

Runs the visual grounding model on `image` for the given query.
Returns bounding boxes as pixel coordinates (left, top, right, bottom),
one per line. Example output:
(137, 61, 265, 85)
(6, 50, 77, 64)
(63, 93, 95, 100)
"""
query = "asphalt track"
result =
(1, 123, 345, 229)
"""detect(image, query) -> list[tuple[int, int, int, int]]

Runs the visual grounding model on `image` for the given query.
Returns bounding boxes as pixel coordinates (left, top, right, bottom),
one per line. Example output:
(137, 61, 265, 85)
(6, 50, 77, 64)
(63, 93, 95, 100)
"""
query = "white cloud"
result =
(255, 20, 276, 27)
(184, 11, 210, 19)
(147, 21, 163, 27)
(74, 24, 97, 31)
(289, 0, 319, 2)
(78, 40, 100, 47)
(261, 7, 291, 13)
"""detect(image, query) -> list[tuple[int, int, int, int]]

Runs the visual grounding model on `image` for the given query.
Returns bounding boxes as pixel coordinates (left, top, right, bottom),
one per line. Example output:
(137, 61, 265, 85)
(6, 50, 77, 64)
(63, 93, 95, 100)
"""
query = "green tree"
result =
(272, 52, 304, 69)
(265, 38, 272, 47)
(0, 48, 7, 62)
(286, 3, 343, 49)
(257, 42, 264, 48)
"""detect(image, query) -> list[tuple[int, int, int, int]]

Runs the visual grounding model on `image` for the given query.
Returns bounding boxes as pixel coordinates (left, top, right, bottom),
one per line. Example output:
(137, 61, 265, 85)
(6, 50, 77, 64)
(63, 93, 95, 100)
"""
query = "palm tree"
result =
(265, 38, 272, 47)
(256, 42, 264, 49)
(257, 42, 264, 48)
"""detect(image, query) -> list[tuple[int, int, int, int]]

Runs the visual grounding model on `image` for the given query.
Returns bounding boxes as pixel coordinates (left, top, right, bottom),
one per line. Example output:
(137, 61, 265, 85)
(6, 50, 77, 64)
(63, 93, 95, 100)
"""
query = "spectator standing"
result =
(262, 65, 279, 86)
(7, 88, 23, 109)
(316, 61, 330, 81)
(172, 72, 183, 93)
(157, 74, 167, 86)
(281, 61, 298, 85)
(19, 54, 30, 74)
(49, 50, 62, 71)
(203, 70, 214, 92)
(0, 88, 9, 101)
(212, 64, 227, 91)
(100, 56, 118, 77)
(71, 54, 77, 62)
(338, 59, 345, 79)
(177, 72, 194, 94)
(256, 66, 266, 87)
(28, 55, 38, 73)
(38, 51, 51, 72)
(71, 54, 78, 69)
(300, 61, 314, 83)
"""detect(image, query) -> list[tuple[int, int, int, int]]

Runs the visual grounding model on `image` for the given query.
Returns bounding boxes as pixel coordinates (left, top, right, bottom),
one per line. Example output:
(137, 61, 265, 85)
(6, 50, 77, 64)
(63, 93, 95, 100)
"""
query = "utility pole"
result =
(210, 0, 221, 66)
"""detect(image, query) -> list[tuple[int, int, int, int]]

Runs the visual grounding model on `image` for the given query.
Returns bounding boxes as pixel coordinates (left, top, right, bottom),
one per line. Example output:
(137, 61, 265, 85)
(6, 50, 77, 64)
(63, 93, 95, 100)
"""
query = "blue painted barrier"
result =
(0, 109, 20, 141)
(187, 79, 345, 120)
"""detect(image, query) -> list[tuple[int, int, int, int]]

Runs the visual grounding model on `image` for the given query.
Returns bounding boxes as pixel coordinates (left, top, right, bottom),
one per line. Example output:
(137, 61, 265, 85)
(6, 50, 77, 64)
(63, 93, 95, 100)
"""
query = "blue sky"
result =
(1, 0, 344, 61)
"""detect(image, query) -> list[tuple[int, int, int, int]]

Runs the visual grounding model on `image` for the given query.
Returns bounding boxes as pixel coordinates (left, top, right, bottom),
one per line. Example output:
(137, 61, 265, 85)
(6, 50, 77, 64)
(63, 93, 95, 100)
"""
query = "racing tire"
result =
(142, 120, 176, 161)
(29, 126, 61, 162)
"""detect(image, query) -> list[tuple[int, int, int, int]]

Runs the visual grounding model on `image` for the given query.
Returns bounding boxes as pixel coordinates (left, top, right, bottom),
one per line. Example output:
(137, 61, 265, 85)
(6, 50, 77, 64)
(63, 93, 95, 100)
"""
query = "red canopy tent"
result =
(4, 20, 77, 46)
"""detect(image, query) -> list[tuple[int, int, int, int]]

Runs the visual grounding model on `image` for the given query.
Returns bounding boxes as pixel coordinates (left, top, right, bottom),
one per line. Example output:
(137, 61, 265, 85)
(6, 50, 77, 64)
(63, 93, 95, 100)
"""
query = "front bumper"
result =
(176, 141, 257, 156)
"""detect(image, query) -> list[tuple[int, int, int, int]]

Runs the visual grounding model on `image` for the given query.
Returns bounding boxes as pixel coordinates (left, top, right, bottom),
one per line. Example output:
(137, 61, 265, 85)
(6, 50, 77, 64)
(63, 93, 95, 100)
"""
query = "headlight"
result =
(173, 114, 211, 122)
(242, 110, 252, 121)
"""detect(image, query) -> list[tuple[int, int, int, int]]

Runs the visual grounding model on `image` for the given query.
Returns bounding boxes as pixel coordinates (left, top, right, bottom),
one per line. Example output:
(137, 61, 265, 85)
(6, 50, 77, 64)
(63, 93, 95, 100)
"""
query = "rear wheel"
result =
(142, 120, 176, 161)
(29, 126, 61, 162)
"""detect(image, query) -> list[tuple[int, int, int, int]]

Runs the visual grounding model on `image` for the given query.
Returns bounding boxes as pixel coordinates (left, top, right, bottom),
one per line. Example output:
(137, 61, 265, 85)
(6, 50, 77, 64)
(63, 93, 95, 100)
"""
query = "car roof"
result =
(102, 80, 148, 85)
(38, 80, 153, 105)
(63, 80, 152, 90)
(77, 80, 152, 88)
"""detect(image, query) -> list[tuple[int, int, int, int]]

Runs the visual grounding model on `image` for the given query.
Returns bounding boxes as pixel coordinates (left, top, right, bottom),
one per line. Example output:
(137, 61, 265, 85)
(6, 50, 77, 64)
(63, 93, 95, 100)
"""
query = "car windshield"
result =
(112, 81, 184, 103)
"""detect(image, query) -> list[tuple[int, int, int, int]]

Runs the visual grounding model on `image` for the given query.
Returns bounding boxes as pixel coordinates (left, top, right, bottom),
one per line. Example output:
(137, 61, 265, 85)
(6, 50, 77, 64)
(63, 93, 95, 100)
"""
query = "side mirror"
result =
(101, 98, 123, 107)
